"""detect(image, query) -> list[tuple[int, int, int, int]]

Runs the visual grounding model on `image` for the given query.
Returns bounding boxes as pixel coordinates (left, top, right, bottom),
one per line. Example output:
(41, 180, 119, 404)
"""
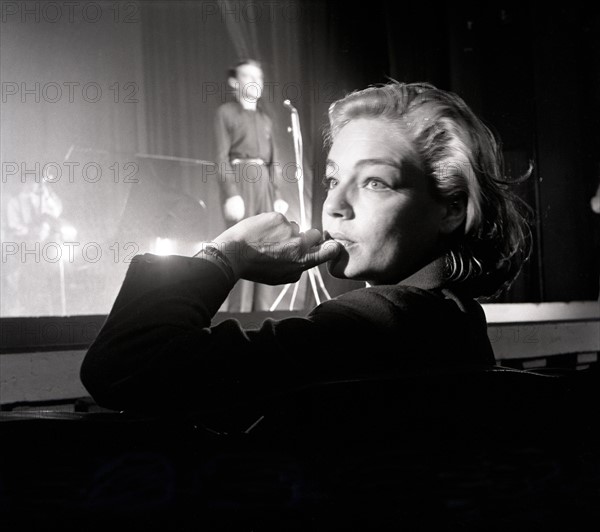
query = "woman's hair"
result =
(326, 81, 532, 298)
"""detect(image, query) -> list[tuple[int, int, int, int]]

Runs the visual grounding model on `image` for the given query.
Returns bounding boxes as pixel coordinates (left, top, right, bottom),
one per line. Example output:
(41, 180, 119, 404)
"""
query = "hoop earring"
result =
(446, 247, 480, 284)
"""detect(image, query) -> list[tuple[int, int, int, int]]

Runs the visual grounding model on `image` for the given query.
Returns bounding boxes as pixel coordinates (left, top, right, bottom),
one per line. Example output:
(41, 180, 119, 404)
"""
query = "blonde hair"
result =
(326, 81, 532, 298)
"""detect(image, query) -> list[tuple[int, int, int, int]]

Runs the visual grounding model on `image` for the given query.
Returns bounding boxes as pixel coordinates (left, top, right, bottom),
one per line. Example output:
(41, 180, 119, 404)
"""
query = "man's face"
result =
(230, 63, 264, 103)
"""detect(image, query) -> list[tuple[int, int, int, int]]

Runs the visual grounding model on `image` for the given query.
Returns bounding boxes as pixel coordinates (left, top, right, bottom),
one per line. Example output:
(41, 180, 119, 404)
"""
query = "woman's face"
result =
(322, 118, 447, 285)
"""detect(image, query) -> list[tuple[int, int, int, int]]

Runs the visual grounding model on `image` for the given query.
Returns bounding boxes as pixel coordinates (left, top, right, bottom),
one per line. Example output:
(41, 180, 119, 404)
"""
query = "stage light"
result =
(60, 225, 77, 240)
(154, 237, 175, 256)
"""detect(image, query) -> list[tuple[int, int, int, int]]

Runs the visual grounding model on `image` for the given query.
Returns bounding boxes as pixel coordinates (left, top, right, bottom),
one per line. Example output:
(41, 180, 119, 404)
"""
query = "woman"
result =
(80, 82, 530, 415)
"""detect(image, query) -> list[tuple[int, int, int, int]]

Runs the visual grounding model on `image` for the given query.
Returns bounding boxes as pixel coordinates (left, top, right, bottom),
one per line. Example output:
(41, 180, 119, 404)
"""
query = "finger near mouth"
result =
(326, 247, 349, 276)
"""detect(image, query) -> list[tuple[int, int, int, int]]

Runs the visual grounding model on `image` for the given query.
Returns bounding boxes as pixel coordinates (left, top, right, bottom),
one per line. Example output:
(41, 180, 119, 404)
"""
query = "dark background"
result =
(298, 1, 600, 304)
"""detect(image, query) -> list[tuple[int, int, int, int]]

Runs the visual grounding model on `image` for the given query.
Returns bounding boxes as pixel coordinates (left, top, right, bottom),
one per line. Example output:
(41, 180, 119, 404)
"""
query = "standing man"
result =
(214, 59, 289, 311)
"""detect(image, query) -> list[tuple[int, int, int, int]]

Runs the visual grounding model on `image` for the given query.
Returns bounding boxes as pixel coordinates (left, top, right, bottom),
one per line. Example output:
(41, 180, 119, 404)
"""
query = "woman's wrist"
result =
(193, 244, 239, 285)
(212, 234, 247, 280)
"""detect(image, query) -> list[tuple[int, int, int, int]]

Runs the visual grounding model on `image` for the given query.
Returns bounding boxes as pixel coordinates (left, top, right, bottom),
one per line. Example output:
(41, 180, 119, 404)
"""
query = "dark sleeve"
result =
(80, 256, 487, 416)
(79, 254, 377, 414)
(214, 105, 240, 200)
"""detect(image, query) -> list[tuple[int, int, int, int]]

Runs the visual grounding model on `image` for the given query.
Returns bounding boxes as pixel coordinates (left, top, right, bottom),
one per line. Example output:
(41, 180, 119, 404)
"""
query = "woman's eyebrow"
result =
(325, 158, 401, 170)
(354, 158, 401, 170)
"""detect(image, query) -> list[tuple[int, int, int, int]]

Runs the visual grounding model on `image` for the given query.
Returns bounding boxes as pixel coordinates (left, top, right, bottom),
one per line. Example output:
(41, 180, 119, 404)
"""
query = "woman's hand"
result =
(212, 212, 342, 285)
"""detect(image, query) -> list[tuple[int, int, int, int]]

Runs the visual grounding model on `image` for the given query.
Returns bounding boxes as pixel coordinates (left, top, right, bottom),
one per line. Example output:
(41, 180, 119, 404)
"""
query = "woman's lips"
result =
(325, 232, 355, 249)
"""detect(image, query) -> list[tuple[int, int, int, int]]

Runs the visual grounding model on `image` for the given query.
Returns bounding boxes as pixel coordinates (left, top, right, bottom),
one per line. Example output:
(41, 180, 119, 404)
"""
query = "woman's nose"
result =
(323, 185, 353, 219)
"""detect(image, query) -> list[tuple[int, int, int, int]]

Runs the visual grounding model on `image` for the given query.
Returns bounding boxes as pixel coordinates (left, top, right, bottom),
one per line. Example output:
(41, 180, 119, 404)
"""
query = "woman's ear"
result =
(440, 195, 467, 235)
(227, 77, 238, 90)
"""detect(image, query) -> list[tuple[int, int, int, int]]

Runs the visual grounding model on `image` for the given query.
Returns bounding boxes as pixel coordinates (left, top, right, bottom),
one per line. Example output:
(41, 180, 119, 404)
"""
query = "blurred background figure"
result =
(6, 178, 63, 242)
(213, 58, 289, 311)
(3, 176, 66, 316)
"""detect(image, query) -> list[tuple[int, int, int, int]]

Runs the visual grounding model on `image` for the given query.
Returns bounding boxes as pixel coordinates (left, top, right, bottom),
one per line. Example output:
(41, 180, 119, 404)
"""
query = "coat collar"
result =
(397, 256, 447, 290)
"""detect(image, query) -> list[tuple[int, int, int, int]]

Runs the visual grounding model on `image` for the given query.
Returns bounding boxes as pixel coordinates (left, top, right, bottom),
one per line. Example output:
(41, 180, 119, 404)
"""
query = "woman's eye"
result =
(322, 176, 338, 190)
(365, 178, 389, 190)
